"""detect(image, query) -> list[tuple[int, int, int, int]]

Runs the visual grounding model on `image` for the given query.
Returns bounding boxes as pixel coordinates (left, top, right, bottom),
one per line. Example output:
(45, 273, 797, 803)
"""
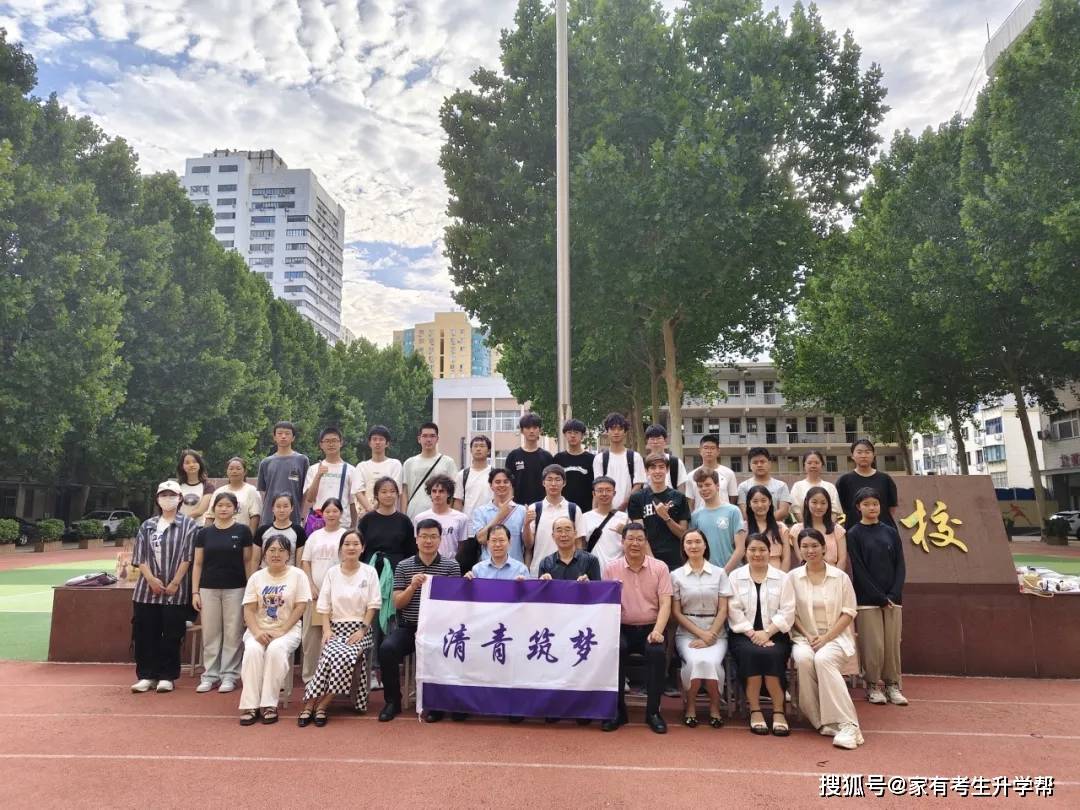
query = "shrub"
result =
(74, 519, 106, 540)
(36, 519, 65, 541)
(0, 519, 18, 545)
(116, 516, 141, 539)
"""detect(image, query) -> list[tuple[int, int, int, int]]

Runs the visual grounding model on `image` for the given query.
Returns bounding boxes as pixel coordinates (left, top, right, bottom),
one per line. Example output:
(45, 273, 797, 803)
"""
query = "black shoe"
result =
(576, 718, 592, 726)
(451, 712, 468, 722)
(424, 710, 445, 723)
(601, 719, 620, 732)
(646, 713, 667, 734)
(545, 716, 560, 724)
(378, 703, 400, 722)
(508, 715, 524, 724)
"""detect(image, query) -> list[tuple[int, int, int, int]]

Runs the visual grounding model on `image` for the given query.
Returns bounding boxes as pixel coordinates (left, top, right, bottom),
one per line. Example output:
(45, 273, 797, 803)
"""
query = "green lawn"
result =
(1011, 554, 1080, 575)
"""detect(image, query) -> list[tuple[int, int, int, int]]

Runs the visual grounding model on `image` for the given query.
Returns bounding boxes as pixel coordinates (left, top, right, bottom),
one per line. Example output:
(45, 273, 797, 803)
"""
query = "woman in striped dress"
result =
(298, 530, 382, 726)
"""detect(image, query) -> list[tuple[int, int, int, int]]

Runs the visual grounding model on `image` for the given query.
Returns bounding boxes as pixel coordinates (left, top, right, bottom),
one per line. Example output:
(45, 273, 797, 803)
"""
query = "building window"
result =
(250, 229, 274, 238)
(217, 184, 237, 192)
(220, 240, 234, 247)
(785, 417, 798, 434)
(284, 285, 304, 293)
(251, 216, 275, 224)
(984, 417, 1004, 435)
(727, 380, 740, 395)
(976, 449, 984, 464)
(985, 444, 1006, 463)
(691, 418, 704, 434)
(219, 164, 239, 173)
(1051, 410, 1080, 441)
(287, 214, 309, 223)
(188, 184, 209, 193)
(825, 455, 838, 472)
(823, 416, 835, 434)
(285, 242, 309, 251)
(214, 226, 234, 234)
(471, 411, 492, 432)
(729, 457, 742, 473)
(494, 410, 519, 432)
(744, 380, 756, 396)
(252, 201, 296, 210)
(217, 198, 236, 206)
(249, 243, 274, 253)
(728, 417, 741, 435)
(215, 212, 235, 220)
(763, 380, 774, 394)
(251, 186, 296, 197)
(250, 257, 273, 266)
(191, 165, 210, 174)
(746, 419, 758, 434)
(805, 416, 818, 434)
(991, 472, 1008, 488)
(286, 228, 307, 237)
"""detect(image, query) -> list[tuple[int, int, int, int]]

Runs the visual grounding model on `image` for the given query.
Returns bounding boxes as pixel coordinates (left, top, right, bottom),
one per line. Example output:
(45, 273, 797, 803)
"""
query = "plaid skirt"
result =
(303, 621, 374, 711)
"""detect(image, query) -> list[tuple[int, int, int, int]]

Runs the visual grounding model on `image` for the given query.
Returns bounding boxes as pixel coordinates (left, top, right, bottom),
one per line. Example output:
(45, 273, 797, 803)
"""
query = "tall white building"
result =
(182, 149, 345, 342)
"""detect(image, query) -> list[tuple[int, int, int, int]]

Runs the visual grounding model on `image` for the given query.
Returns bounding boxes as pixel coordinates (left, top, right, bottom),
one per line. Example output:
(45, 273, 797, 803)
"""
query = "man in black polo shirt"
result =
(538, 517, 601, 581)
(378, 518, 461, 722)
(627, 453, 690, 570)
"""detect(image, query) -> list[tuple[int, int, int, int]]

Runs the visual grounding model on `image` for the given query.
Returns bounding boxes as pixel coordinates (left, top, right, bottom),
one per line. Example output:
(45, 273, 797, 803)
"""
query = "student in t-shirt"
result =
(523, 464, 587, 576)
(789, 450, 843, 524)
(402, 422, 458, 519)
(300, 498, 347, 683)
(453, 435, 494, 519)
(689, 467, 746, 572)
(192, 491, 254, 694)
(177, 449, 214, 522)
(205, 457, 262, 532)
(253, 493, 307, 568)
(644, 424, 688, 493)
(303, 426, 357, 531)
(554, 418, 595, 512)
(736, 447, 793, 522)
(628, 453, 691, 571)
(357, 477, 417, 572)
(413, 475, 470, 558)
(355, 425, 403, 515)
(470, 468, 527, 563)
(582, 475, 628, 571)
(256, 421, 310, 525)
(685, 434, 739, 510)
(240, 534, 310, 725)
(592, 412, 645, 512)
(505, 412, 555, 507)
(836, 439, 899, 529)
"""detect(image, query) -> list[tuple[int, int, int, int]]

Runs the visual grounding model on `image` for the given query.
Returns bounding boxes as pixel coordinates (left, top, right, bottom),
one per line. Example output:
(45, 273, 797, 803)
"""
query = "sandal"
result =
(771, 712, 790, 737)
(313, 710, 328, 727)
(297, 709, 313, 728)
(683, 714, 698, 728)
(709, 715, 724, 728)
(261, 708, 279, 725)
(239, 709, 258, 726)
(749, 710, 769, 735)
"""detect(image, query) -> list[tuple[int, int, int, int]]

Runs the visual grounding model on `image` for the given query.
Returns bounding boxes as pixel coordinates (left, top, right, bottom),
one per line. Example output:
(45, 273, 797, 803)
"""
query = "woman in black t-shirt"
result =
(253, 493, 308, 568)
(357, 477, 417, 573)
(836, 439, 899, 529)
(192, 491, 253, 693)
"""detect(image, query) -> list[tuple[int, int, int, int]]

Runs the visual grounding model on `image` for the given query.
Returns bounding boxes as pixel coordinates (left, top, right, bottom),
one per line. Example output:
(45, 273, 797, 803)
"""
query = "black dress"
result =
(729, 581, 792, 686)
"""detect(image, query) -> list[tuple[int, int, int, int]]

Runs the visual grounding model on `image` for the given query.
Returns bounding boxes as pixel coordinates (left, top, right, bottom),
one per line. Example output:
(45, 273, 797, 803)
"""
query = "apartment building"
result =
(393, 311, 498, 379)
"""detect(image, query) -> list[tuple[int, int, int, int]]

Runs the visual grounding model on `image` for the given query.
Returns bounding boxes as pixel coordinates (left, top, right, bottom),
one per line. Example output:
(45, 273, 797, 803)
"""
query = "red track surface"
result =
(2, 661, 1078, 808)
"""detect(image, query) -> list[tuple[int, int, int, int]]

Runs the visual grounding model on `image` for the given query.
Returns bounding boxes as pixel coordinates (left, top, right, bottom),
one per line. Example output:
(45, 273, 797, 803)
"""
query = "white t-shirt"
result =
(582, 508, 628, 571)
(356, 457, 404, 504)
(205, 483, 262, 527)
(302, 461, 357, 530)
(403, 454, 459, 518)
(316, 563, 382, 622)
(789, 479, 843, 523)
(592, 450, 646, 510)
(528, 497, 588, 576)
(243, 565, 311, 633)
(414, 508, 470, 558)
(685, 464, 740, 510)
(454, 465, 494, 519)
(301, 526, 345, 594)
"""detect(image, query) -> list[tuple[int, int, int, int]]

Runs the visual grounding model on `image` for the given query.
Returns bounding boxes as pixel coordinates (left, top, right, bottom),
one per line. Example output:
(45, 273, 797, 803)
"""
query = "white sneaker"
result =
(886, 684, 909, 705)
(819, 723, 839, 737)
(195, 679, 216, 693)
(131, 679, 156, 693)
(867, 687, 887, 704)
(832, 723, 864, 750)
(218, 679, 236, 694)
(155, 680, 174, 693)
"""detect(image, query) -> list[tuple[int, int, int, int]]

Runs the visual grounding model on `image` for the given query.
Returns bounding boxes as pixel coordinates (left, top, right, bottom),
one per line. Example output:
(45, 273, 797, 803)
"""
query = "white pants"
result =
(239, 625, 301, 710)
(792, 639, 859, 729)
(199, 588, 244, 682)
(301, 602, 321, 683)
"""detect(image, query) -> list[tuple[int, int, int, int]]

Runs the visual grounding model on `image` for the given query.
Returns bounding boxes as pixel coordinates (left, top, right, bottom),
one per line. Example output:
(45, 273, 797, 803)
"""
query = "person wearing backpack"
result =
(523, 464, 587, 576)
(592, 413, 645, 512)
(303, 427, 357, 532)
(402, 422, 458, 519)
(452, 435, 494, 519)
(644, 424, 688, 493)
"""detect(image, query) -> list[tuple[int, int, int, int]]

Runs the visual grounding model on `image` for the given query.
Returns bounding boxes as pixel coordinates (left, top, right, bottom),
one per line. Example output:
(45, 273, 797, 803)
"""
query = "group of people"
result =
(129, 413, 908, 750)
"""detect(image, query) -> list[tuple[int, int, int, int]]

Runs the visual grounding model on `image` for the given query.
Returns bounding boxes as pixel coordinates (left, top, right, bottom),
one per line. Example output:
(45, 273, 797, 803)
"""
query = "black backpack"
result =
(601, 449, 636, 481)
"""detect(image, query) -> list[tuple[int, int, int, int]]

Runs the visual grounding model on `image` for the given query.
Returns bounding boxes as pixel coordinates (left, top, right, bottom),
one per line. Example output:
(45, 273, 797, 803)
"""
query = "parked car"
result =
(64, 510, 139, 541)
(0, 515, 36, 546)
(1050, 510, 1080, 539)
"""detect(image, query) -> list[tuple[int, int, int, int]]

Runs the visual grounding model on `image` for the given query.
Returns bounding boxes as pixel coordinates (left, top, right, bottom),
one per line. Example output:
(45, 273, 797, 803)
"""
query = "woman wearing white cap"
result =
(130, 480, 200, 693)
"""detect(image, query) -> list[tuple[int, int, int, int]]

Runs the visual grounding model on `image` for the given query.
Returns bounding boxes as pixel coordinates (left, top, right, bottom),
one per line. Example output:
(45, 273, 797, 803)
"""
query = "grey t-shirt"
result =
(257, 451, 310, 524)
(736, 476, 793, 507)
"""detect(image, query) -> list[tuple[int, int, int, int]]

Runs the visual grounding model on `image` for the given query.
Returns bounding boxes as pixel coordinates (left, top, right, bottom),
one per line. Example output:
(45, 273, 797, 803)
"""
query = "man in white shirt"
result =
(452, 435, 494, 519)
(592, 413, 645, 512)
(412, 475, 469, 558)
(402, 422, 458, 519)
(303, 427, 357, 530)
(685, 433, 739, 510)
(523, 464, 587, 576)
(644, 424, 688, 493)
(354, 425, 403, 515)
(582, 475, 627, 571)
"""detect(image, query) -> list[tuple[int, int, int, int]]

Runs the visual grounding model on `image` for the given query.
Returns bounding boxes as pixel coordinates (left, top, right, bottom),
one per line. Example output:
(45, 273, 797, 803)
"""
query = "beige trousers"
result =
(792, 639, 859, 730)
(856, 606, 903, 688)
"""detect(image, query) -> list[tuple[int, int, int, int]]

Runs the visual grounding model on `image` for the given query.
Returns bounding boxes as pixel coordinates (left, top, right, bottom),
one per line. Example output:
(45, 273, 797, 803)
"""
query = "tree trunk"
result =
(628, 382, 645, 453)
(892, 414, 912, 474)
(645, 346, 662, 427)
(949, 409, 969, 475)
(1009, 378, 1049, 525)
(661, 316, 685, 458)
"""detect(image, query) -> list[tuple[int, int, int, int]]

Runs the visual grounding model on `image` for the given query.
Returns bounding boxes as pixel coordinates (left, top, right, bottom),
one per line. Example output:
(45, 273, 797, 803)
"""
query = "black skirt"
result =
(729, 631, 791, 687)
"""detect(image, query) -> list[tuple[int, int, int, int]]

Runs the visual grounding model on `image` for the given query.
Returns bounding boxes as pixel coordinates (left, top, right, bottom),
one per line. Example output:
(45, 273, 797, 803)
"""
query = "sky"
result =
(0, 0, 1022, 345)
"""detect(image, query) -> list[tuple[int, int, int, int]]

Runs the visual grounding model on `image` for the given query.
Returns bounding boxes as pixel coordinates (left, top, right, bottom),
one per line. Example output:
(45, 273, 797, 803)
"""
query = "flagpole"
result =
(555, 0, 572, 450)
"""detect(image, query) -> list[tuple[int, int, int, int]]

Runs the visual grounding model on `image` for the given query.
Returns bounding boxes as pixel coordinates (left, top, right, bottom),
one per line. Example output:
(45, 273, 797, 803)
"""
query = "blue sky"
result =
(0, 0, 1021, 344)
